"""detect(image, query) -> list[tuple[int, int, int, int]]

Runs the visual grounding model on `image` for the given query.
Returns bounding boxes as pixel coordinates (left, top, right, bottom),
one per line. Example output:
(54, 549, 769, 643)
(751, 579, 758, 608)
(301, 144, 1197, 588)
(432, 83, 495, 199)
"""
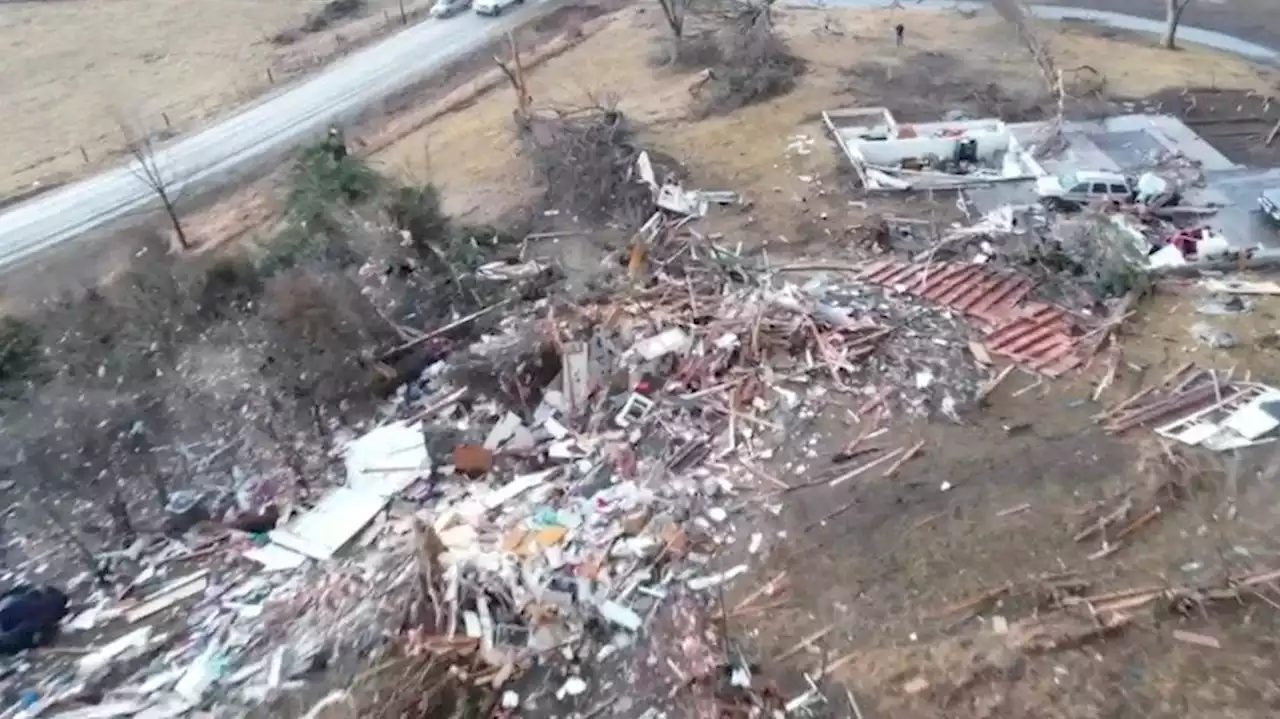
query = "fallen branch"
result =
(380, 299, 511, 360)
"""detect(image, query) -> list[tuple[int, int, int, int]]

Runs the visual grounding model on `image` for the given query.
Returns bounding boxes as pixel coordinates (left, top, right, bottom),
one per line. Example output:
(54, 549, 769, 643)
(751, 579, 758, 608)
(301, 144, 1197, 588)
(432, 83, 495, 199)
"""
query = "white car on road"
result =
(474, 0, 521, 16)
(429, 0, 471, 18)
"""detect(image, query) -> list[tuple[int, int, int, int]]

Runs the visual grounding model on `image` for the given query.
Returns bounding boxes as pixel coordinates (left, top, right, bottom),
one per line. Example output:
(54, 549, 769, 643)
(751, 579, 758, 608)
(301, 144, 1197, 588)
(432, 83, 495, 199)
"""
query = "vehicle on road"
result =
(429, 0, 471, 18)
(430, 0, 471, 17)
(1035, 169, 1180, 211)
(1260, 188, 1280, 224)
(474, 0, 521, 16)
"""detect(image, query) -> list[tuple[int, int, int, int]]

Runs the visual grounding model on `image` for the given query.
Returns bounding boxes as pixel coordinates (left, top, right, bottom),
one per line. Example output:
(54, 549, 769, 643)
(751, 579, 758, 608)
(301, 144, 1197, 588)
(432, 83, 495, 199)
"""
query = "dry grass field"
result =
(0, 0, 432, 201)
(374, 6, 1278, 239)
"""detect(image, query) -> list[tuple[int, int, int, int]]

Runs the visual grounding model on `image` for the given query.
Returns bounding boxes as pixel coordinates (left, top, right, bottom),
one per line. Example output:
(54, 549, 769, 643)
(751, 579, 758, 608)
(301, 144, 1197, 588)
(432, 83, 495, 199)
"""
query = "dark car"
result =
(0, 584, 69, 654)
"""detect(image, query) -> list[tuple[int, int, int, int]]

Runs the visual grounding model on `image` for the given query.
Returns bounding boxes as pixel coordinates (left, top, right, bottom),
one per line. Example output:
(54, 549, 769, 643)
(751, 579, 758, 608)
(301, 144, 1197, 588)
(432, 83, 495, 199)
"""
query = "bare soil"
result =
(724, 332, 1280, 718)
(1138, 87, 1280, 166)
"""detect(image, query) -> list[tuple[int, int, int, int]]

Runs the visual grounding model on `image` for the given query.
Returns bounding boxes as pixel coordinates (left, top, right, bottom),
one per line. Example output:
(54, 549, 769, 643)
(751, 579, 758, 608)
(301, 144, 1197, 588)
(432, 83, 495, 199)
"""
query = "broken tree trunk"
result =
(1162, 0, 1193, 50)
(494, 31, 531, 125)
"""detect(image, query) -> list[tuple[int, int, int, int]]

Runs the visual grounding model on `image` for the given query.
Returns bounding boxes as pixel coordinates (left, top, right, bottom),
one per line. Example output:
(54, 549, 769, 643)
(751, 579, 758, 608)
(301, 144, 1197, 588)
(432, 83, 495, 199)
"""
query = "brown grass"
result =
(0, 0, 433, 200)
(374, 6, 1277, 241)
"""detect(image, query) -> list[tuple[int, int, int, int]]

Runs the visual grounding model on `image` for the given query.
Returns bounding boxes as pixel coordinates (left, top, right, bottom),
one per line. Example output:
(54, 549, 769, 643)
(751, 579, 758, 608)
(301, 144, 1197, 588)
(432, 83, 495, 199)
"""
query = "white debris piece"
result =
(687, 564, 749, 591)
(78, 626, 154, 681)
(598, 599, 643, 631)
(627, 328, 692, 362)
(174, 642, 228, 703)
(344, 420, 431, 496)
(616, 393, 656, 428)
(557, 677, 588, 699)
(242, 544, 308, 572)
(126, 572, 210, 623)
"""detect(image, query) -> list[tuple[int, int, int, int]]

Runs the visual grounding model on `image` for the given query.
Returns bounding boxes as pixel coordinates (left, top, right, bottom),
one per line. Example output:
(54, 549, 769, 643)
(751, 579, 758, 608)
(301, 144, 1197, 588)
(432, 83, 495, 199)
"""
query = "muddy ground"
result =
(733, 359, 1280, 718)
(1140, 87, 1280, 167)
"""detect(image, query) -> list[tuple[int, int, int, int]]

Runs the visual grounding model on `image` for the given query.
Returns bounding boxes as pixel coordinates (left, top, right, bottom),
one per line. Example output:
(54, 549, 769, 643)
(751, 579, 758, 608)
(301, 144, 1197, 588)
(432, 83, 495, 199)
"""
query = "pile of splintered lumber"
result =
(1096, 363, 1243, 434)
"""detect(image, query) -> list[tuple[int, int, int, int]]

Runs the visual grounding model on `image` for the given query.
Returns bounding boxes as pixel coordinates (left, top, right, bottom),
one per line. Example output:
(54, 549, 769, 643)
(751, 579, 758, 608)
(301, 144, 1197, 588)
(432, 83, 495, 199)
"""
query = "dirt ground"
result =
(0, 0, 435, 203)
(373, 5, 1278, 246)
(699, 271, 1280, 717)
(1138, 87, 1280, 167)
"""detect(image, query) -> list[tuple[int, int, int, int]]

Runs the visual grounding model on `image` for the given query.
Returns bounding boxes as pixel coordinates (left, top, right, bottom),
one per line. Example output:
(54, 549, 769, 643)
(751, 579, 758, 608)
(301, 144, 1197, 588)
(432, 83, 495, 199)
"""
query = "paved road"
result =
(0, 0, 1274, 269)
(0, 2, 551, 268)
(811, 0, 1279, 62)
(1060, 0, 1280, 54)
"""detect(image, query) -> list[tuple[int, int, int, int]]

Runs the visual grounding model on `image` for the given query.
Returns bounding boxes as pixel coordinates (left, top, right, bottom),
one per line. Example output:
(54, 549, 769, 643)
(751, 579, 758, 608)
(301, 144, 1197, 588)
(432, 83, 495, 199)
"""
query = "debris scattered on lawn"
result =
(855, 260, 1087, 377)
(1072, 442, 1210, 559)
(1172, 629, 1222, 649)
(1099, 364, 1280, 451)
(1202, 278, 1280, 295)
(10, 185, 948, 719)
(21, 113, 1280, 718)
(1191, 321, 1239, 349)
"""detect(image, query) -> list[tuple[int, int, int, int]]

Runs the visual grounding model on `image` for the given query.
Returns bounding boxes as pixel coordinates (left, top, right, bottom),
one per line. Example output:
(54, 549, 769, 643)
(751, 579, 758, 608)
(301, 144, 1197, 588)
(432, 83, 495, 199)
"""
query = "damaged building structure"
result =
(823, 105, 1280, 269)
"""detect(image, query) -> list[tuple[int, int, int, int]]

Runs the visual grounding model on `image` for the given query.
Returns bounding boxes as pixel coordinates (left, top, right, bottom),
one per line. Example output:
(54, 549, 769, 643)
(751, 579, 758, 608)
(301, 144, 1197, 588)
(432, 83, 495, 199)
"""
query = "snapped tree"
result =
(656, 0, 690, 41)
(1162, 0, 1194, 50)
(650, 0, 721, 68)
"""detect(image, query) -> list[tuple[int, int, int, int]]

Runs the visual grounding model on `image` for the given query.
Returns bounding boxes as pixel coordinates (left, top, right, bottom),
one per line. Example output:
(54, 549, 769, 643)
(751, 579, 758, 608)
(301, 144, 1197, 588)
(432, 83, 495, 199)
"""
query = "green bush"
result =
(258, 142, 384, 273)
(284, 143, 382, 234)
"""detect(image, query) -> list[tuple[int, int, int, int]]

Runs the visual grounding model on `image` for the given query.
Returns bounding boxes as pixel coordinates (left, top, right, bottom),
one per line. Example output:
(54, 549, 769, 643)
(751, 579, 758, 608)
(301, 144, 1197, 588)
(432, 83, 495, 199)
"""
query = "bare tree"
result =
(1162, 0, 1194, 50)
(651, 0, 721, 68)
(121, 122, 190, 250)
(656, 0, 690, 40)
(0, 433, 112, 584)
(990, 0, 1058, 94)
(494, 32, 532, 124)
(692, 0, 802, 115)
(4, 387, 141, 569)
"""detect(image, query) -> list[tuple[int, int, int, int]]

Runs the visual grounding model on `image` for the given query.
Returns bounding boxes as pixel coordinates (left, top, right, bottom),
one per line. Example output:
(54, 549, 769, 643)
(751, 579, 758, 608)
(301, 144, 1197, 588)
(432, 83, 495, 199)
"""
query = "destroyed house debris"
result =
(823, 106, 1037, 191)
(856, 260, 1086, 377)
(19, 87, 1280, 719)
(829, 104, 1279, 272)
(1099, 364, 1280, 452)
(10, 180, 983, 719)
